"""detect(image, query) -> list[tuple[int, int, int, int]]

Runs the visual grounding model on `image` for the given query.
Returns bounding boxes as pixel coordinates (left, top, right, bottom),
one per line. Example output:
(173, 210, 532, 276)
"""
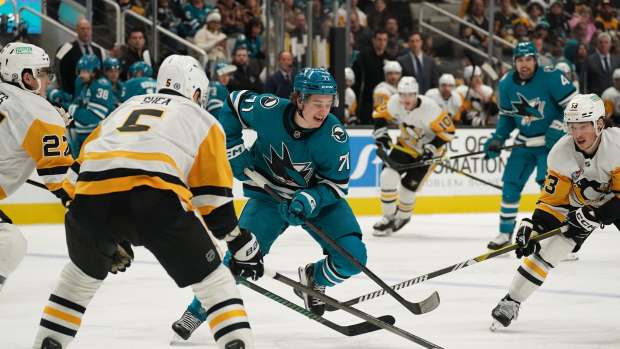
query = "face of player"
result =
(515, 55, 536, 80)
(568, 121, 601, 153)
(386, 72, 401, 86)
(399, 92, 417, 110)
(218, 73, 231, 85)
(614, 78, 620, 90)
(439, 83, 453, 99)
(105, 68, 120, 83)
(24, 68, 52, 97)
(79, 70, 93, 84)
(297, 94, 334, 129)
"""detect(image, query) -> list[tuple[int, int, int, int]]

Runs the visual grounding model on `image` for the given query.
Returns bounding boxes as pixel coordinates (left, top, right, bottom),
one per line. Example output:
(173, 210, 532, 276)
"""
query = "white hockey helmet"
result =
(438, 73, 456, 86)
(555, 62, 571, 76)
(564, 94, 605, 134)
(613, 68, 620, 80)
(156, 54, 209, 108)
(397, 76, 419, 94)
(344, 67, 355, 85)
(0, 42, 51, 93)
(383, 60, 402, 74)
(463, 65, 482, 81)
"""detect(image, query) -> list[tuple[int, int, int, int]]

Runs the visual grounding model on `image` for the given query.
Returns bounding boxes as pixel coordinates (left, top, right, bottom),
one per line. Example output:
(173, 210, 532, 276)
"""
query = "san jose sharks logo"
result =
(507, 93, 546, 125)
(263, 143, 313, 187)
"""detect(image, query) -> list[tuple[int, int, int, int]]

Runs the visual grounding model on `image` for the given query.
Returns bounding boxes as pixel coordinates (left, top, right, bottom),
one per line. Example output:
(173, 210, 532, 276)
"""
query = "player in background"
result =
(0, 43, 73, 293)
(172, 68, 366, 340)
(490, 94, 620, 330)
(31, 55, 256, 349)
(344, 67, 358, 125)
(207, 62, 237, 119)
(372, 76, 456, 236)
(373, 60, 402, 111)
(66, 54, 115, 157)
(455, 65, 497, 126)
(121, 61, 157, 102)
(425, 73, 463, 122)
(601, 68, 620, 126)
(102, 57, 125, 105)
(483, 42, 577, 250)
(554, 61, 580, 91)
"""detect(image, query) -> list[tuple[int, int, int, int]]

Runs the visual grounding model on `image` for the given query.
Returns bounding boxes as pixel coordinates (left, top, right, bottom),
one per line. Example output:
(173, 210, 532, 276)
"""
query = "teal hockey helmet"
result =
(512, 41, 538, 60)
(103, 57, 121, 71)
(76, 54, 101, 73)
(293, 67, 338, 106)
(128, 61, 153, 78)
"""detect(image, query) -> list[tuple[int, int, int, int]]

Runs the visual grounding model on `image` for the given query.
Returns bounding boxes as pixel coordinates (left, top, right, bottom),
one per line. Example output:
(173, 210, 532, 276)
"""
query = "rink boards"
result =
(0, 128, 541, 224)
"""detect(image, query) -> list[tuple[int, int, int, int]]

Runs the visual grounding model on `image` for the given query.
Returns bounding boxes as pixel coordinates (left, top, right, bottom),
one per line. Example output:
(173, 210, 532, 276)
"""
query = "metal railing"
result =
(419, 1, 512, 69)
(121, 10, 208, 66)
(102, 0, 122, 46)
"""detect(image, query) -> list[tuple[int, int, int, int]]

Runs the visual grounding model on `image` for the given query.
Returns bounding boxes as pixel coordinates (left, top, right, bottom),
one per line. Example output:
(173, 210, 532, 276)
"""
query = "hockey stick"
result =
(26, 179, 48, 190)
(266, 269, 444, 349)
(326, 225, 568, 311)
(244, 169, 440, 316)
(437, 161, 502, 190)
(237, 277, 394, 337)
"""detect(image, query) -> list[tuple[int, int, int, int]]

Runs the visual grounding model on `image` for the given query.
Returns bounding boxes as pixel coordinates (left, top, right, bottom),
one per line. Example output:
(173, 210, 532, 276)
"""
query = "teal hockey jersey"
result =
(207, 81, 229, 119)
(69, 77, 116, 135)
(121, 77, 157, 102)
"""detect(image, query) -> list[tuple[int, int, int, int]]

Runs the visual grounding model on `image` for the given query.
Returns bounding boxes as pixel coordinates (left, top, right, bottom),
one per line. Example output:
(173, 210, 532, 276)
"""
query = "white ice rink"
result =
(2, 213, 619, 349)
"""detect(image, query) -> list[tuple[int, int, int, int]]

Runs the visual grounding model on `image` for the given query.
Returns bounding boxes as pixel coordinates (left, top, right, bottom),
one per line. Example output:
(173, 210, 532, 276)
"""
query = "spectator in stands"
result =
(533, 35, 553, 67)
(337, 0, 367, 28)
(195, 11, 229, 62)
(494, 0, 520, 46)
(547, 0, 570, 41)
(587, 32, 620, 96)
(352, 30, 390, 124)
(182, 0, 214, 38)
(350, 11, 373, 53)
(150, 0, 183, 34)
(397, 32, 438, 95)
(242, 0, 262, 23)
(569, 5, 597, 44)
(574, 43, 589, 93)
(56, 17, 103, 96)
(595, 0, 619, 32)
(265, 51, 295, 98)
(524, 1, 545, 32)
(283, 0, 301, 33)
(385, 17, 405, 59)
(367, 0, 389, 32)
(118, 0, 146, 16)
(289, 12, 308, 65)
(228, 46, 263, 92)
(310, 0, 330, 37)
(217, 0, 245, 35)
(117, 27, 152, 81)
(241, 17, 265, 60)
(513, 19, 531, 42)
(460, 0, 489, 51)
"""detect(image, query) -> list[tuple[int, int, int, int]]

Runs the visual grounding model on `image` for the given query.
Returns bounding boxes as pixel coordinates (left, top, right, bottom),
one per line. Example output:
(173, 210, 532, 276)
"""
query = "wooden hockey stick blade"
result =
(238, 277, 394, 336)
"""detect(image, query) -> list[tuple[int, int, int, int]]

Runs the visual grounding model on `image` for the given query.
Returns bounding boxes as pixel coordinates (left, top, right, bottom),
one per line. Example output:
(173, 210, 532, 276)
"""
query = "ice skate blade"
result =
(489, 320, 503, 332)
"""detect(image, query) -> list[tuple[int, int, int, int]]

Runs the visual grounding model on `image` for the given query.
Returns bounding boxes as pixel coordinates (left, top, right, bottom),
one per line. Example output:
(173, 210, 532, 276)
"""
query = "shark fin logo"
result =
(263, 143, 313, 186)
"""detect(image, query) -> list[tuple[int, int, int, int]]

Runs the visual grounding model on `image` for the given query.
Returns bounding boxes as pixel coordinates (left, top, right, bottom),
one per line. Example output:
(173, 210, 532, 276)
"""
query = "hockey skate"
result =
(297, 263, 326, 316)
(487, 233, 512, 250)
(392, 217, 411, 233)
(372, 216, 395, 236)
(171, 309, 204, 340)
(490, 295, 520, 331)
(41, 337, 62, 349)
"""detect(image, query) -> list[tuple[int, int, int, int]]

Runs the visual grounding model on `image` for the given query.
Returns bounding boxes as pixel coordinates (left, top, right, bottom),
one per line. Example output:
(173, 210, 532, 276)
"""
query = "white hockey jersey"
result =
(456, 84, 495, 124)
(67, 93, 233, 217)
(344, 87, 357, 121)
(0, 82, 73, 200)
(601, 86, 620, 118)
(425, 88, 463, 122)
(373, 94, 456, 156)
(372, 81, 397, 109)
(537, 128, 620, 221)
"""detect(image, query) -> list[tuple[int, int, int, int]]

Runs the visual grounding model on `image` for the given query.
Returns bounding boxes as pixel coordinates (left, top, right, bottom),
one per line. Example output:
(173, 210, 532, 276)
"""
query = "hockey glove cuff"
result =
(227, 227, 264, 281)
(565, 206, 600, 241)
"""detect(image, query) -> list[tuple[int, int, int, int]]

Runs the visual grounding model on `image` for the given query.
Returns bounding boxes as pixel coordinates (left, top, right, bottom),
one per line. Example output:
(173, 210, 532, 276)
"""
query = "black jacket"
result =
(56, 40, 103, 95)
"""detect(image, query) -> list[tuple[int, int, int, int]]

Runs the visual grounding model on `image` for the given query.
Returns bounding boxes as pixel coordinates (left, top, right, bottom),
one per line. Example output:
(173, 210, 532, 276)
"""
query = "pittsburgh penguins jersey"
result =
(219, 90, 350, 209)
(536, 128, 620, 222)
(601, 86, 620, 118)
(65, 93, 234, 235)
(373, 94, 455, 156)
(425, 88, 463, 122)
(0, 82, 73, 200)
(373, 81, 397, 110)
(344, 87, 357, 121)
(456, 84, 494, 121)
(121, 77, 157, 102)
(207, 81, 229, 120)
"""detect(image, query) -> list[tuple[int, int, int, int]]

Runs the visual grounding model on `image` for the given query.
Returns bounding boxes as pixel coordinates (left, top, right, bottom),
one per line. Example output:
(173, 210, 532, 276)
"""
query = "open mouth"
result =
(313, 115, 326, 123)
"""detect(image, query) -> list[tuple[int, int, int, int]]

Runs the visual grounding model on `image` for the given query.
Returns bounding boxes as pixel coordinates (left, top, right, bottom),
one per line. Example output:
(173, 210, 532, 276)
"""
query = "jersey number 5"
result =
(117, 109, 164, 132)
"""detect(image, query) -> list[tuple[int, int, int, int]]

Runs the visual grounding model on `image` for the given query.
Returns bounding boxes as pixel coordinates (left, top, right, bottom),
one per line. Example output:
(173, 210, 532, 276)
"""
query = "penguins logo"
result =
(260, 96, 279, 109)
(331, 124, 347, 143)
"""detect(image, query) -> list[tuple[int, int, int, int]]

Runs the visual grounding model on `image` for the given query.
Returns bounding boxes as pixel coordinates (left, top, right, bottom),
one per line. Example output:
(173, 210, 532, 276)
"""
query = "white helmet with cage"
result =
(397, 76, 419, 94)
(156, 54, 209, 108)
(564, 93, 605, 135)
(0, 42, 51, 94)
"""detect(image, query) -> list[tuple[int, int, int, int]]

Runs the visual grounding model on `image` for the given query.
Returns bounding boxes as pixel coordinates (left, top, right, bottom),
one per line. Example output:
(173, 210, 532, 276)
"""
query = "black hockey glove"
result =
(421, 144, 439, 161)
(375, 134, 392, 151)
(564, 206, 599, 241)
(515, 218, 541, 258)
(110, 241, 134, 274)
(227, 228, 264, 281)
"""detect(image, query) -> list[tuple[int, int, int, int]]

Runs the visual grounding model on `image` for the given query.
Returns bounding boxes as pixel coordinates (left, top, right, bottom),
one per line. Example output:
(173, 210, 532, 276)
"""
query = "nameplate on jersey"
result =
(141, 96, 171, 105)
(227, 144, 246, 160)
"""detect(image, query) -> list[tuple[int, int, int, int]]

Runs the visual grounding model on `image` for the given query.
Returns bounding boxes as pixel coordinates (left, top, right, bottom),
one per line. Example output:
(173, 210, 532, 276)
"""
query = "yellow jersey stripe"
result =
(84, 150, 183, 176)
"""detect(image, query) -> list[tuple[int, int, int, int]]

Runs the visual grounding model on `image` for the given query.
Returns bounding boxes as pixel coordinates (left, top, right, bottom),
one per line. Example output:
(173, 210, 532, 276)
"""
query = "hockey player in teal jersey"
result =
(67, 54, 116, 157)
(171, 68, 367, 340)
(121, 61, 157, 102)
(483, 41, 578, 250)
(102, 57, 125, 105)
(207, 62, 236, 119)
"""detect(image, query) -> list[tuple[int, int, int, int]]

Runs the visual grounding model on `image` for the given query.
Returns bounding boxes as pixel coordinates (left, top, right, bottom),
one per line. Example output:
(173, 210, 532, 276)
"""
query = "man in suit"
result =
(56, 17, 103, 96)
(397, 32, 439, 95)
(586, 32, 619, 96)
(265, 51, 295, 98)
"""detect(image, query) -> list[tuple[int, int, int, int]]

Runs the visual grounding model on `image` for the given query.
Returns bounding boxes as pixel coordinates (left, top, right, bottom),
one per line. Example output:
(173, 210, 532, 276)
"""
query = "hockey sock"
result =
(379, 167, 400, 217)
(33, 262, 102, 349)
(499, 200, 519, 234)
(191, 265, 254, 349)
(396, 186, 416, 220)
(188, 296, 208, 322)
(313, 255, 350, 287)
(313, 235, 367, 287)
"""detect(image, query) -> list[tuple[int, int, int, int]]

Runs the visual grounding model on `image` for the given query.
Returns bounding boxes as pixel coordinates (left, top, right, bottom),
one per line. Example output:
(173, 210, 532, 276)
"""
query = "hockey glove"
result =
(374, 134, 392, 152)
(421, 144, 439, 161)
(279, 190, 318, 226)
(565, 206, 599, 241)
(227, 228, 264, 281)
(545, 120, 566, 149)
(227, 144, 254, 181)
(109, 241, 134, 274)
(483, 136, 504, 159)
(515, 218, 541, 258)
